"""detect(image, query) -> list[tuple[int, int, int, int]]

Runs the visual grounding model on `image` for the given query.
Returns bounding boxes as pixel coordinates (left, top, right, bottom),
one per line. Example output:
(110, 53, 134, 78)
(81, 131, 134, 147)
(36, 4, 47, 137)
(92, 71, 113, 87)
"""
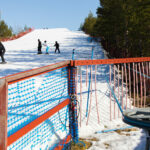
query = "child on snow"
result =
(43, 41, 50, 54)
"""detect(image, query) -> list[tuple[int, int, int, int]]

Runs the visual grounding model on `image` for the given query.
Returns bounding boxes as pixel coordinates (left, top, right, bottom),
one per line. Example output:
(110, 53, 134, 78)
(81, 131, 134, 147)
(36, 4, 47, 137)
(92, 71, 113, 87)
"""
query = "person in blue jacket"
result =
(43, 41, 49, 54)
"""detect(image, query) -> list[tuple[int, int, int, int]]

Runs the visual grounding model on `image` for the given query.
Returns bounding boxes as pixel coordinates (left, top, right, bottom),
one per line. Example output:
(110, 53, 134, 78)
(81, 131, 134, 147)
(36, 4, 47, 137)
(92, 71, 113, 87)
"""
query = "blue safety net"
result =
(7, 67, 70, 150)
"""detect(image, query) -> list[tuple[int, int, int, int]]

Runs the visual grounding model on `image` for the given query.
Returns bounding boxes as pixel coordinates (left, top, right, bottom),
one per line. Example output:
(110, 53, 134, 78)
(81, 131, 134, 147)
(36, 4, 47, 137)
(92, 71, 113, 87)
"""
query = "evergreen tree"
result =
(0, 20, 12, 38)
(81, 12, 97, 37)
(24, 25, 30, 31)
(81, 0, 150, 58)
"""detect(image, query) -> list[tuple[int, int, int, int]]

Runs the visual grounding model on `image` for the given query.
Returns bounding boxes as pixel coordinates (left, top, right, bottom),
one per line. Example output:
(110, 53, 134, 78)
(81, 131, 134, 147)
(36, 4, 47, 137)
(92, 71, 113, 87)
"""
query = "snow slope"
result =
(0, 28, 146, 150)
(1, 28, 104, 77)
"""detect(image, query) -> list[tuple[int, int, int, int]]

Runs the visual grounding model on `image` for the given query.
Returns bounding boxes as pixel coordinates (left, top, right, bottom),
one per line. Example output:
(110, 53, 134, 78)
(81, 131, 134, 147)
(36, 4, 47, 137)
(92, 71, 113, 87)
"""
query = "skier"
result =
(0, 41, 6, 63)
(43, 41, 49, 54)
(54, 41, 60, 53)
(37, 39, 42, 54)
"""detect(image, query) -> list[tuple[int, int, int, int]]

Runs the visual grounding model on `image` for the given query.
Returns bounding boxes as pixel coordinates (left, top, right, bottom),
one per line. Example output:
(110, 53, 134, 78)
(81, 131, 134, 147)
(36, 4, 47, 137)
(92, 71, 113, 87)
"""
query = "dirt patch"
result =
(104, 142, 110, 149)
(70, 138, 92, 150)
(132, 95, 150, 107)
(80, 137, 99, 142)
(115, 128, 138, 135)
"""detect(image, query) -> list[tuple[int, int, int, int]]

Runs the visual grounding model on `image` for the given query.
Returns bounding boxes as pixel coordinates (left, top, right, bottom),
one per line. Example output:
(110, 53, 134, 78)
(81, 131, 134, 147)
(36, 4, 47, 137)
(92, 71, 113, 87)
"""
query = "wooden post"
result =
(0, 79, 8, 150)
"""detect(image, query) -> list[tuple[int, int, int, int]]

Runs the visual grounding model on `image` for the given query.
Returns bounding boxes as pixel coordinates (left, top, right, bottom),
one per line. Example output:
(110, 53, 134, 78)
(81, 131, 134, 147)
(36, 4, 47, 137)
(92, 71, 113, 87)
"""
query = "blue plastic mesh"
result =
(68, 67, 79, 143)
(7, 67, 70, 150)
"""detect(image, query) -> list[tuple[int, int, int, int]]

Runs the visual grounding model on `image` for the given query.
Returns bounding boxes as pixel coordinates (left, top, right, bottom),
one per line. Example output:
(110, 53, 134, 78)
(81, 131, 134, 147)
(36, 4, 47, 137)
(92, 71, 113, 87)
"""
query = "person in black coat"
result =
(54, 41, 60, 53)
(37, 39, 42, 54)
(0, 41, 6, 63)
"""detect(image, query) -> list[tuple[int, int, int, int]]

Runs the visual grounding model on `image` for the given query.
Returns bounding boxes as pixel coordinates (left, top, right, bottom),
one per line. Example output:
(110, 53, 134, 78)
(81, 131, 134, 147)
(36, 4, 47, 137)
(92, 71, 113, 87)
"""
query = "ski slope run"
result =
(1, 28, 104, 78)
(1, 28, 146, 150)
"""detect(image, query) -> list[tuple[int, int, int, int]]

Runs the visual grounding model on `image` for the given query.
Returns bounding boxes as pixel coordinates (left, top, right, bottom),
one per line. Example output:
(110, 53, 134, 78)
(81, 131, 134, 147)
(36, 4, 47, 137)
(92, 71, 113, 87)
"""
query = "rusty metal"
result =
(0, 79, 8, 150)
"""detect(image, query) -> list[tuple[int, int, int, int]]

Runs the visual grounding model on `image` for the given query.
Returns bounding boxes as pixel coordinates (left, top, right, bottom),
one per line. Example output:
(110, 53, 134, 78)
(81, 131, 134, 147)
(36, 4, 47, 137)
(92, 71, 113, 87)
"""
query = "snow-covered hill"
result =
(1, 28, 104, 77)
(1, 28, 146, 150)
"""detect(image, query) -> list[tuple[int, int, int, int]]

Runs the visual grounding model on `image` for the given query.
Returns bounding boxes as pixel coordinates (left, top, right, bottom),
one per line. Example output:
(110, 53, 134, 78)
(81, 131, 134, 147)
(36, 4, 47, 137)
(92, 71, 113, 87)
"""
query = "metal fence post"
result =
(68, 66, 79, 143)
(0, 79, 8, 150)
(72, 49, 75, 60)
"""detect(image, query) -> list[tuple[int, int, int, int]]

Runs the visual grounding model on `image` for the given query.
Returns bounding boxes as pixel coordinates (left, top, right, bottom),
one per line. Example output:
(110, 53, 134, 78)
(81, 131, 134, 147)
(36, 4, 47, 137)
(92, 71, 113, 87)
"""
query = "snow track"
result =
(1, 28, 146, 150)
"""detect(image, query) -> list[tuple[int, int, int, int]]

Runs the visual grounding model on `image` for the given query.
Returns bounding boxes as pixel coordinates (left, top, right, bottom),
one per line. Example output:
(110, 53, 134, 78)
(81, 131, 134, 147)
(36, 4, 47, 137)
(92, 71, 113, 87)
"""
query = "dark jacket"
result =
(38, 40, 42, 48)
(0, 42, 5, 55)
(54, 42, 59, 49)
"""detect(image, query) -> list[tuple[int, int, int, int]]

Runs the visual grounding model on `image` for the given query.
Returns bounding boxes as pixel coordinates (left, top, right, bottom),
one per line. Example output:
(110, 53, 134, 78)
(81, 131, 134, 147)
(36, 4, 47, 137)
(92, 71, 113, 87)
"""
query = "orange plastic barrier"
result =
(1, 28, 34, 42)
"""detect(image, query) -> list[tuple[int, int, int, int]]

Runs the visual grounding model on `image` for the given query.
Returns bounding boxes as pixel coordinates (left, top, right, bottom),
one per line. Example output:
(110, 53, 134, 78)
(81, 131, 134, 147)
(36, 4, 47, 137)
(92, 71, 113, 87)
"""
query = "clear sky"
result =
(0, 0, 100, 31)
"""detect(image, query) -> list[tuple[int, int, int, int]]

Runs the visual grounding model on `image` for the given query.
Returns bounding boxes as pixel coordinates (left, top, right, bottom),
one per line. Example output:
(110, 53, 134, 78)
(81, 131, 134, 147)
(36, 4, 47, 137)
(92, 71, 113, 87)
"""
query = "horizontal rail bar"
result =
(7, 98, 70, 146)
(3, 60, 70, 84)
(54, 134, 71, 150)
(3, 57, 150, 84)
(72, 57, 150, 66)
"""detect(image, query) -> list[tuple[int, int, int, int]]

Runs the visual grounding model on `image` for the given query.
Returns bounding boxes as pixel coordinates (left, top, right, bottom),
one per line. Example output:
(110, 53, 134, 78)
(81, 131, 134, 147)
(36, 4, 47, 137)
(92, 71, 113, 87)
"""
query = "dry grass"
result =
(80, 137, 99, 142)
(145, 96, 150, 106)
(70, 138, 92, 150)
(131, 94, 150, 107)
(115, 128, 138, 136)
(104, 142, 110, 149)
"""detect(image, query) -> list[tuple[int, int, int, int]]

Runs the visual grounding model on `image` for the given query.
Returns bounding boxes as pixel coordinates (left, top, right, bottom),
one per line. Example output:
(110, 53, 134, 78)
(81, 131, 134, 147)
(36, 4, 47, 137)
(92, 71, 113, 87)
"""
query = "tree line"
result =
(80, 0, 150, 58)
(0, 20, 12, 39)
(0, 18, 30, 40)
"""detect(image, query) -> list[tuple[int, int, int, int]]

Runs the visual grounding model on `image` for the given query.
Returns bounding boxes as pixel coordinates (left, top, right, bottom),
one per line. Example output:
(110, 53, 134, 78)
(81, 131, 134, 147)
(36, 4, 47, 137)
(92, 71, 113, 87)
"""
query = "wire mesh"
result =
(7, 67, 70, 150)
(76, 61, 150, 126)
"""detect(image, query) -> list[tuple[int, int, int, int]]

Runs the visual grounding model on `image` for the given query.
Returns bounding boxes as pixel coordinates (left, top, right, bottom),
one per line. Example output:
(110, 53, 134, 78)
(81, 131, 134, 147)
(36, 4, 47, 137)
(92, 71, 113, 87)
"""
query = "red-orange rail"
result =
(3, 61, 71, 85)
(7, 98, 70, 146)
(71, 57, 150, 66)
(0, 57, 150, 149)
(54, 134, 71, 150)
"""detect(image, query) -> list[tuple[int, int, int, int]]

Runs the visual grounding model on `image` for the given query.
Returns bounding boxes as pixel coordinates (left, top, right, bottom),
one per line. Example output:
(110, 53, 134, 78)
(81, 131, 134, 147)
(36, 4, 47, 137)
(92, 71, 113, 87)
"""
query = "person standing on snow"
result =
(43, 40, 49, 54)
(0, 41, 6, 63)
(37, 39, 42, 54)
(54, 41, 60, 53)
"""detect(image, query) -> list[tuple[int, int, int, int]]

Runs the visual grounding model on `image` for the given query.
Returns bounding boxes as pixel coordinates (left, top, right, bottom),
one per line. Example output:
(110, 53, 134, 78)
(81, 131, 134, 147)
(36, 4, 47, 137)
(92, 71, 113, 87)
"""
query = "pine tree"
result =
(81, 12, 97, 37)
(0, 20, 12, 38)
(81, 0, 150, 58)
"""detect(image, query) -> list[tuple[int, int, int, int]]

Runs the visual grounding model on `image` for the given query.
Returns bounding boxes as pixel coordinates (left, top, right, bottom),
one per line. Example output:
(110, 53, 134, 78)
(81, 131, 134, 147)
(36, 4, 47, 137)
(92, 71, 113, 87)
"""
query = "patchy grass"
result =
(131, 94, 150, 107)
(81, 137, 99, 142)
(104, 142, 110, 149)
(145, 96, 150, 106)
(115, 128, 138, 136)
(70, 138, 92, 150)
(122, 128, 138, 132)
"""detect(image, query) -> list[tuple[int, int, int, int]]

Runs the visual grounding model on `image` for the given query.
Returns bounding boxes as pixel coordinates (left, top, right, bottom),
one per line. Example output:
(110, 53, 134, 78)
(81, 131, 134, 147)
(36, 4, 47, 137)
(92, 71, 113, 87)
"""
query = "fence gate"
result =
(0, 57, 150, 150)
(0, 61, 79, 150)
(72, 57, 150, 127)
